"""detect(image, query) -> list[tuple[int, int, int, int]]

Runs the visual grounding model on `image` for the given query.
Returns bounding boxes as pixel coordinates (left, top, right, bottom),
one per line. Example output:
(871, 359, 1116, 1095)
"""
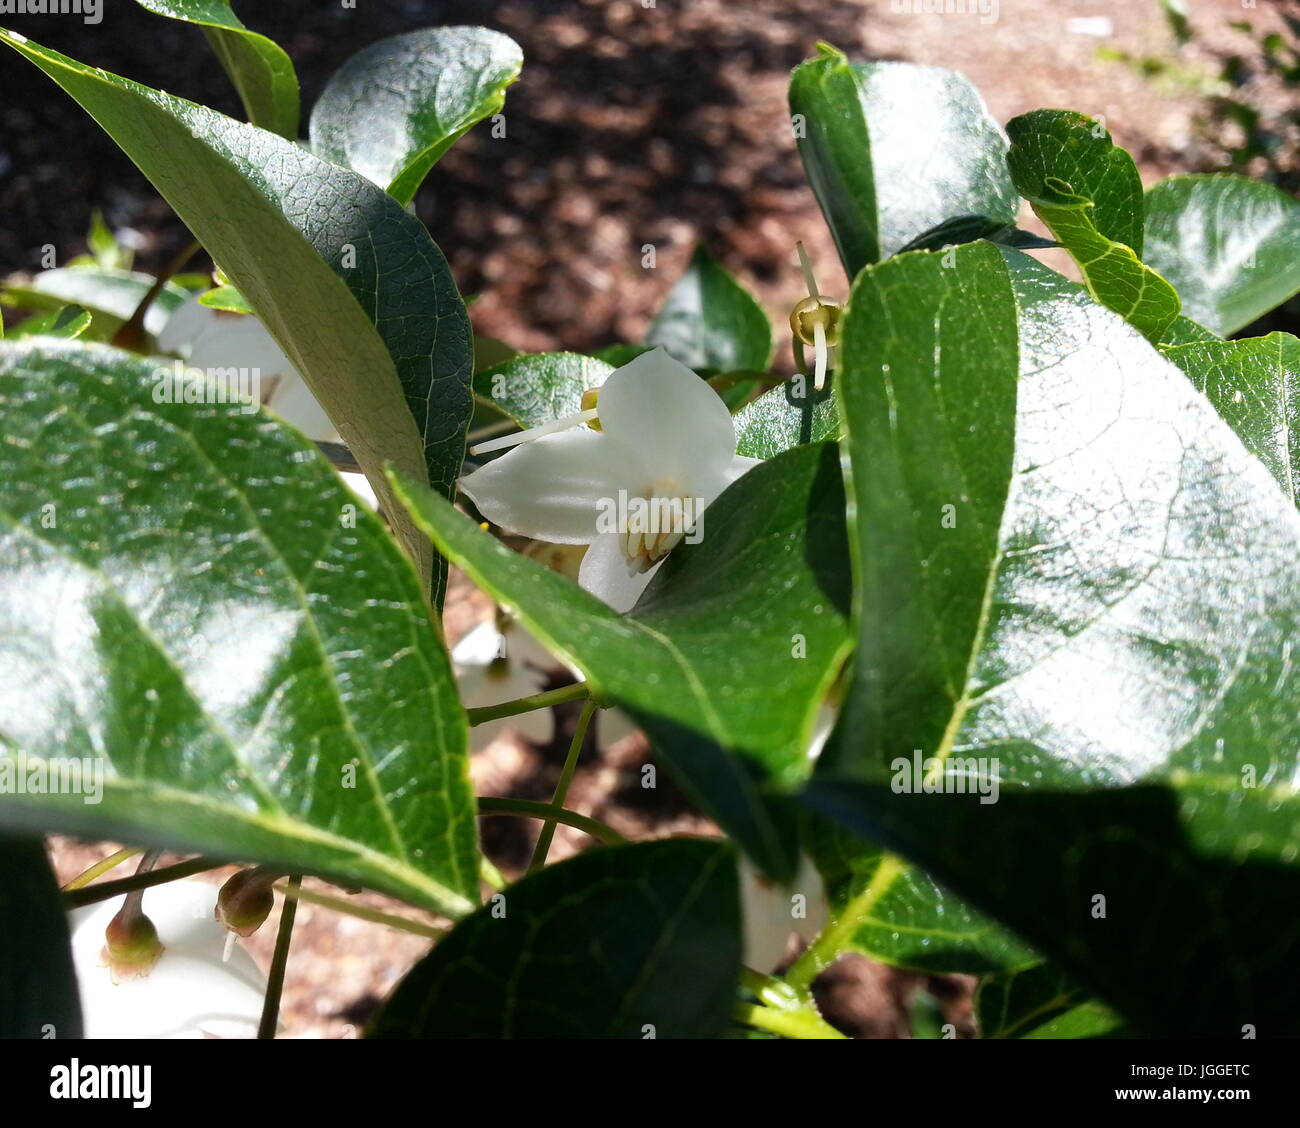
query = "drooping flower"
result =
(69, 879, 267, 1039)
(739, 853, 829, 973)
(461, 348, 761, 611)
(159, 294, 376, 508)
(452, 617, 559, 748)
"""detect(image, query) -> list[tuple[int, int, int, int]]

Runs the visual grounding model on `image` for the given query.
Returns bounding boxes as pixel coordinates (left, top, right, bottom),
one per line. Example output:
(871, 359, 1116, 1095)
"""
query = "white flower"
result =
(69, 880, 267, 1039)
(461, 348, 760, 612)
(452, 619, 557, 747)
(739, 854, 829, 973)
(159, 294, 375, 508)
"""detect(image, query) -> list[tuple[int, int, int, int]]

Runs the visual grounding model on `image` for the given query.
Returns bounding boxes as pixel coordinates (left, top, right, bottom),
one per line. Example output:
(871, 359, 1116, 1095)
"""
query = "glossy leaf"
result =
(1144, 174, 1300, 336)
(645, 246, 772, 374)
(896, 215, 1055, 255)
(9, 304, 91, 340)
(1163, 333, 1300, 506)
(3, 266, 187, 343)
(733, 382, 840, 460)
(2, 31, 475, 601)
(1007, 111, 1179, 341)
(0, 836, 82, 1038)
(370, 839, 739, 1038)
(1005, 109, 1146, 253)
(790, 43, 1018, 277)
(0, 340, 479, 917)
(310, 27, 522, 205)
(976, 962, 1122, 1039)
(807, 244, 1300, 1035)
(134, 0, 299, 138)
(472, 352, 612, 429)
(394, 441, 854, 881)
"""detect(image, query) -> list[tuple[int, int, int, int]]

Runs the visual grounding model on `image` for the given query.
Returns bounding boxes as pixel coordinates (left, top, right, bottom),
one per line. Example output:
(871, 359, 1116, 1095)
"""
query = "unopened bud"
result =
(215, 867, 281, 937)
(102, 903, 163, 981)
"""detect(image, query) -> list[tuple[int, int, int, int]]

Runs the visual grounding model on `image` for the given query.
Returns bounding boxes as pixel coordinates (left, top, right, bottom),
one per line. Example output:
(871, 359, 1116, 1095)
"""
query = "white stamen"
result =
(797, 241, 820, 299)
(222, 931, 237, 964)
(813, 320, 828, 392)
(469, 408, 599, 455)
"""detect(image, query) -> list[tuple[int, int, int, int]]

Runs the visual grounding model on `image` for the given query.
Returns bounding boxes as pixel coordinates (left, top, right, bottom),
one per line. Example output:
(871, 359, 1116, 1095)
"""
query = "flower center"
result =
(620, 478, 696, 572)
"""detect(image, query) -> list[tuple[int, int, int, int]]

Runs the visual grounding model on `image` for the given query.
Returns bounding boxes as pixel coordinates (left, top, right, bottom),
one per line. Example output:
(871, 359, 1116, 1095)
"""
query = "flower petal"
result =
(578, 530, 661, 612)
(702, 453, 763, 505)
(461, 429, 646, 544)
(597, 348, 737, 483)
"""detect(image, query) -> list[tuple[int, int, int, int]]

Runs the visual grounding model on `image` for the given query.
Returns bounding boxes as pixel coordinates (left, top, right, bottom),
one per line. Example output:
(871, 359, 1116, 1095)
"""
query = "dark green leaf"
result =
(790, 43, 1018, 277)
(134, 0, 299, 138)
(1163, 333, 1300, 505)
(2, 30, 475, 601)
(0, 836, 81, 1038)
(393, 441, 854, 880)
(807, 243, 1300, 1035)
(1007, 111, 1179, 341)
(733, 381, 840, 459)
(370, 839, 739, 1038)
(976, 962, 1122, 1039)
(646, 246, 772, 374)
(896, 215, 1056, 254)
(310, 27, 522, 205)
(0, 340, 479, 917)
(1143, 174, 1300, 336)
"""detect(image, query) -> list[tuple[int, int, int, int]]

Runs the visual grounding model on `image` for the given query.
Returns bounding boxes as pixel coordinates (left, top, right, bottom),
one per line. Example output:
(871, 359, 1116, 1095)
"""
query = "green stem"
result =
(740, 966, 806, 1009)
(466, 681, 589, 727)
(64, 856, 227, 908)
(527, 699, 597, 873)
(62, 847, 143, 891)
(478, 796, 627, 846)
(784, 853, 905, 992)
(259, 875, 301, 1039)
(271, 881, 445, 940)
(734, 1000, 846, 1040)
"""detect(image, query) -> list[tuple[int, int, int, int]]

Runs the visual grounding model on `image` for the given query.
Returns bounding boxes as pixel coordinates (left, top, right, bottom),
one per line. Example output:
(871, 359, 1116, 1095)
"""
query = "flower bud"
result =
(102, 903, 163, 981)
(214, 867, 281, 937)
(788, 295, 843, 348)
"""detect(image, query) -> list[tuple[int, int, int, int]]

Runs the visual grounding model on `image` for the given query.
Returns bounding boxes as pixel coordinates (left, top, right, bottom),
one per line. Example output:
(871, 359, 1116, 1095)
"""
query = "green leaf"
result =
(197, 284, 253, 315)
(733, 382, 840, 459)
(806, 244, 1300, 1035)
(790, 43, 1018, 277)
(0, 836, 82, 1038)
(134, 0, 299, 138)
(2, 30, 475, 602)
(3, 266, 187, 343)
(1143, 174, 1300, 336)
(646, 246, 772, 374)
(896, 215, 1056, 255)
(804, 820, 1034, 975)
(370, 839, 739, 1038)
(976, 963, 1123, 1039)
(1005, 109, 1146, 253)
(393, 441, 854, 881)
(1163, 333, 1300, 506)
(1006, 111, 1180, 341)
(472, 352, 612, 429)
(9, 305, 92, 341)
(310, 27, 522, 205)
(1159, 314, 1220, 346)
(0, 340, 479, 917)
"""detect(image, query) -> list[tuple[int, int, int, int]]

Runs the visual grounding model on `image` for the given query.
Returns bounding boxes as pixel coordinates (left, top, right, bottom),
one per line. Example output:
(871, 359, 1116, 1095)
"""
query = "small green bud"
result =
(788, 295, 843, 348)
